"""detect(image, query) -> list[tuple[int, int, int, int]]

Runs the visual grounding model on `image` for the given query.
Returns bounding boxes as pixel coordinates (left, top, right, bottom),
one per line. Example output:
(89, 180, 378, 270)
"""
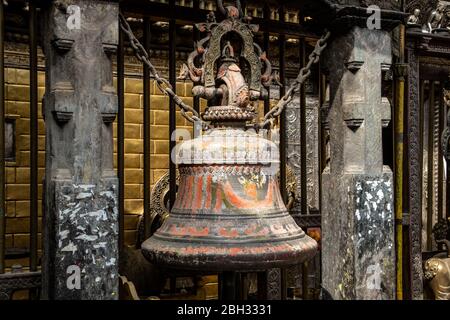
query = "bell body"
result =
(141, 128, 318, 272)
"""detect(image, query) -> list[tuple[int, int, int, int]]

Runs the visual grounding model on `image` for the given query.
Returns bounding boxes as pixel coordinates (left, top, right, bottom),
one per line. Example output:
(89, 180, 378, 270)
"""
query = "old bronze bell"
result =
(141, 1, 318, 272)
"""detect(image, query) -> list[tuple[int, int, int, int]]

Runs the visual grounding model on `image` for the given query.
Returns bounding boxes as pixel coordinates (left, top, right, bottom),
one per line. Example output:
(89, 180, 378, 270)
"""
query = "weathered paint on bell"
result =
(143, 177, 317, 271)
(141, 2, 318, 272)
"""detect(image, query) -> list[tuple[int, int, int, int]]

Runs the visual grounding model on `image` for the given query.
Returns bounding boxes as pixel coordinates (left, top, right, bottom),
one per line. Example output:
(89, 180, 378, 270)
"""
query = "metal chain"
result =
(120, 12, 330, 130)
(119, 13, 204, 126)
(258, 31, 331, 129)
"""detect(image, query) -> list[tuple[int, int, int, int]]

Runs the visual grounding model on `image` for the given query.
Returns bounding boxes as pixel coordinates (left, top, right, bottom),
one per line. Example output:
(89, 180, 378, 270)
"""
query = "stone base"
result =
(42, 179, 119, 300)
(321, 171, 395, 300)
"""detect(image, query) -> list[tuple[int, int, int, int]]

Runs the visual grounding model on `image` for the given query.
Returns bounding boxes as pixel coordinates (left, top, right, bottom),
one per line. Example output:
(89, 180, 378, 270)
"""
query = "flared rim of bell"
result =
(141, 240, 318, 272)
(141, 172, 318, 272)
(141, 224, 318, 272)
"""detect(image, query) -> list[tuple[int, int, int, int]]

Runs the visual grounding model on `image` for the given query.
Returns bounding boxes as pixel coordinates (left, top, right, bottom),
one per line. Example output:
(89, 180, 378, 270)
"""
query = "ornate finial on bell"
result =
(217, 0, 242, 19)
(141, 1, 318, 272)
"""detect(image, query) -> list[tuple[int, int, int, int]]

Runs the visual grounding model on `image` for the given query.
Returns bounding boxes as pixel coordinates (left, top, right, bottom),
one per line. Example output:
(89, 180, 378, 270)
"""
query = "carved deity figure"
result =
(407, 9, 421, 25)
(215, 42, 250, 109)
(444, 9, 450, 30)
(424, 219, 450, 300)
(192, 42, 250, 107)
(427, 3, 447, 33)
(424, 253, 450, 300)
(444, 88, 450, 107)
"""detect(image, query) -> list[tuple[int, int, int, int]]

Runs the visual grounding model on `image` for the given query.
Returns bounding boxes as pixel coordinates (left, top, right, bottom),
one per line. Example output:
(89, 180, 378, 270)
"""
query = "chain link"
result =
(258, 31, 331, 129)
(119, 13, 204, 127)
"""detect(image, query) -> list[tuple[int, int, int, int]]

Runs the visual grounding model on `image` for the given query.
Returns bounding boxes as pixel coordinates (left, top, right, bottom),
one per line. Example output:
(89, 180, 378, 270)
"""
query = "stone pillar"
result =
(41, 1, 119, 300)
(321, 26, 395, 300)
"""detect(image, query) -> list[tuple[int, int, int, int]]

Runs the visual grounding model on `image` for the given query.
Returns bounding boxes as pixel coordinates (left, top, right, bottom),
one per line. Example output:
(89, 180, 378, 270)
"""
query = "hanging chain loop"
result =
(120, 11, 330, 131)
(119, 13, 205, 127)
(258, 31, 331, 129)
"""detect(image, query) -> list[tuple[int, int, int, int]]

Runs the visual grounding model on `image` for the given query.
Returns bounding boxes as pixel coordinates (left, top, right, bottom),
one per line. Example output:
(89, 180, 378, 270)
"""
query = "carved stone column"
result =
(406, 39, 424, 300)
(321, 26, 395, 300)
(41, 1, 119, 299)
(286, 93, 321, 213)
(285, 90, 321, 294)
